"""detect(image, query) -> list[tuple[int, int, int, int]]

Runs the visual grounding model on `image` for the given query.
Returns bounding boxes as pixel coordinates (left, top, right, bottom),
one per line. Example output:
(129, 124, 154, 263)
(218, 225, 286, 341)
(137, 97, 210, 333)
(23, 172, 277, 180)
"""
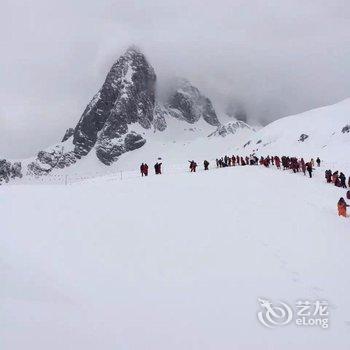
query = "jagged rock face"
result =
(62, 128, 74, 142)
(208, 121, 253, 137)
(166, 79, 220, 126)
(0, 160, 22, 184)
(28, 145, 78, 176)
(73, 47, 156, 164)
(153, 103, 168, 132)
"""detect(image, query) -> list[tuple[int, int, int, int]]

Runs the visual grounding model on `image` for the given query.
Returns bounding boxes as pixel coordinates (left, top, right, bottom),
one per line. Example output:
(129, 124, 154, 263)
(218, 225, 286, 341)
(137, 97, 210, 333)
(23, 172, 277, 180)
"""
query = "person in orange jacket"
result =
(338, 197, 349, 217)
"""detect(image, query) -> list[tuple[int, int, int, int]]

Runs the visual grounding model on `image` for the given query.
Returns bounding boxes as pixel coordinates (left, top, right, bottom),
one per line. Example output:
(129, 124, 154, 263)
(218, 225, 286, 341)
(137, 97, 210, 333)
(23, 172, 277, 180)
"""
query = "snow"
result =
(1, 163, 350, 349)
(241, 98, 350, 174)
(2, 96, 350, 348)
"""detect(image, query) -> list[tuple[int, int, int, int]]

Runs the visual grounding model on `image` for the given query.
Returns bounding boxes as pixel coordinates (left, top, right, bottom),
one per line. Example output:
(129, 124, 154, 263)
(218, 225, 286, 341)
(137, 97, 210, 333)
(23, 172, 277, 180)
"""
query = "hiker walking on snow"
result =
(275, 156, 281, 169)
(316, 157, 321, 167)
(140, 163, 145, 177)
(154, 162, 162, 175)
(232, 156, 236, 166)
(306, 162, 313, 178)
(189, 160, 197, 172)
(140, 163, 148, 177)
(339, 172, 347, 188)
(204, 160, 209, 171)
(338, 197, 349, 217)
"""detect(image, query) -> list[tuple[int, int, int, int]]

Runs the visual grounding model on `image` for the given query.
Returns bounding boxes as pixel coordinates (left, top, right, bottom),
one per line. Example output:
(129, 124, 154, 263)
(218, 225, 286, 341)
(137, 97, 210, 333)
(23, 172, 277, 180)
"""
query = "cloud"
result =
(1, 0, 350, 157)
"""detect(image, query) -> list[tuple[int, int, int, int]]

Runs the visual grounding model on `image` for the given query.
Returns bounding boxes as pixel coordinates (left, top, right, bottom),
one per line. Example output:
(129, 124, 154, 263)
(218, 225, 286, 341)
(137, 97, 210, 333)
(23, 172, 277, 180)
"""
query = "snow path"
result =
(1, 165, 350, 349)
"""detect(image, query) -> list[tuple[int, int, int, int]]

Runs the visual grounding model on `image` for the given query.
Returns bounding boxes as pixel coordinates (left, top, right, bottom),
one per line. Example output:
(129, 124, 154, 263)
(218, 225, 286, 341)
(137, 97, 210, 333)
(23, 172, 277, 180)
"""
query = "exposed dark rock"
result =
(0, 160, 11, 184)
(28, 145, 78, 175)
(61, 128, 74, 142)
(0, 160, 22, 184)
(208, 121, 253, 137)
(243, 140, 251, 148)
(73, 46, 156, 160)
(124, 132, 146, 152)
(10, 162, 22, 178)
(298, 134, 309, 142)
(341, 125, 350, 133)
(153, 103, 168, 131)
(166, 79, 220, 126)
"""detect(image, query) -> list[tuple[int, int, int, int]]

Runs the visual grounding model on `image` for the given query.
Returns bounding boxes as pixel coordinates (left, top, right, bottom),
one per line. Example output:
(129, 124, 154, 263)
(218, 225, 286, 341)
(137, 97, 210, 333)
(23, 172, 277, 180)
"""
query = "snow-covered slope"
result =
(45, 117, 254, 177)
(1, 164, 350, 349)
(241, 98, 350, 172)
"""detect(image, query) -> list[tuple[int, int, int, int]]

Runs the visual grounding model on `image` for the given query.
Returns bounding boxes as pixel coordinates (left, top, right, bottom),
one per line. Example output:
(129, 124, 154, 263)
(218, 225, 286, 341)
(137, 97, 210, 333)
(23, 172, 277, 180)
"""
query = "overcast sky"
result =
(1, 0, 350, 158)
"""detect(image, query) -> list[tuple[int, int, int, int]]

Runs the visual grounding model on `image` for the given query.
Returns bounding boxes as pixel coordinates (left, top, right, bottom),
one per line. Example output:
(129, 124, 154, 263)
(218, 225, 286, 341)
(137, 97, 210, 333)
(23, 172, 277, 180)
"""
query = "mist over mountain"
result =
(1, 0, 350, 158)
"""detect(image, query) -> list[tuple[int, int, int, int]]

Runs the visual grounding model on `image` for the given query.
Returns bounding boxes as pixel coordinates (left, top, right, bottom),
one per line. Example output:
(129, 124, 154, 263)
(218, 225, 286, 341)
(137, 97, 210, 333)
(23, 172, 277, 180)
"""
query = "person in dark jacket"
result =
(204, 160, 209, 170)
(306, 162, 313, 178)
(316, 157, 321, 167)
(346, 190, 350, 200)
(154, 162, 162, 174)
(189, 160, 197, 172)
(140, 163, 145, 177)
(325, 169, 332, 183)
(339, 172, 347, 188)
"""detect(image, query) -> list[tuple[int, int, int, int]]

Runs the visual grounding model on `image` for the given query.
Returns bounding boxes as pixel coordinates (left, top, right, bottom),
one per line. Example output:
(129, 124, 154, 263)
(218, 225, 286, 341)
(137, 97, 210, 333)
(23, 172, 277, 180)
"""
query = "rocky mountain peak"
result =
(166, 78, 220, 126)
(25, 46, 251, 178)
(72, 46, 156, 164)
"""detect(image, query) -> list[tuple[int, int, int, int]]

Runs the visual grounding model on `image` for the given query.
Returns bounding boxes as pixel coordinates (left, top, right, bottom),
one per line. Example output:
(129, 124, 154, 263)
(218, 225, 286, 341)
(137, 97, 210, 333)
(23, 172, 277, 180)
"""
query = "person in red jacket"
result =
(338, 197, 349, 217)
(144, 163, 149, 176)
(275, 156, 281, 169)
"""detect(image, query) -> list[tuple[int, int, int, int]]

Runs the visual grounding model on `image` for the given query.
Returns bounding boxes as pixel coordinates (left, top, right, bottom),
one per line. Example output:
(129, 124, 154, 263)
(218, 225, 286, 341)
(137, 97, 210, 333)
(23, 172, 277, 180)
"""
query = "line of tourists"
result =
(140, 154, 349, 218)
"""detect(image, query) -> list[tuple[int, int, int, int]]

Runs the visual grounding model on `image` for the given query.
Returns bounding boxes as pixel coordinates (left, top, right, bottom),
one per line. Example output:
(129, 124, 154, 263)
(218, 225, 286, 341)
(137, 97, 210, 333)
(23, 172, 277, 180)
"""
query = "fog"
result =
(1, 0, 350, 158)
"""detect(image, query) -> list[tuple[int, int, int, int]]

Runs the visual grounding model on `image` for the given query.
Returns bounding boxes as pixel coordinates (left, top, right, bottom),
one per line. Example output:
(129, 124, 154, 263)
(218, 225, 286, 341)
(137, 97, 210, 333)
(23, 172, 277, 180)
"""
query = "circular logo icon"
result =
(257, 298, 293, 328)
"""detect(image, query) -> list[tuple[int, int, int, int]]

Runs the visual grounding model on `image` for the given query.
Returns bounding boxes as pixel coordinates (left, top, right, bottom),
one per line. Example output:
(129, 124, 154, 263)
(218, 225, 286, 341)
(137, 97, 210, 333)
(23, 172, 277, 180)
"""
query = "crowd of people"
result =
(324, 169, 350, 218)
(140, 162, 162, 176)
(139, 154, 349, 218)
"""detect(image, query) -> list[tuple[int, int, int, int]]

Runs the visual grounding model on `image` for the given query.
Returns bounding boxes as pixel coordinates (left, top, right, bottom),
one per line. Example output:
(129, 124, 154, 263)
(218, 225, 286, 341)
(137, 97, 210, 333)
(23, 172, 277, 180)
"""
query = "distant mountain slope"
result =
(240, 98, 350, 170)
